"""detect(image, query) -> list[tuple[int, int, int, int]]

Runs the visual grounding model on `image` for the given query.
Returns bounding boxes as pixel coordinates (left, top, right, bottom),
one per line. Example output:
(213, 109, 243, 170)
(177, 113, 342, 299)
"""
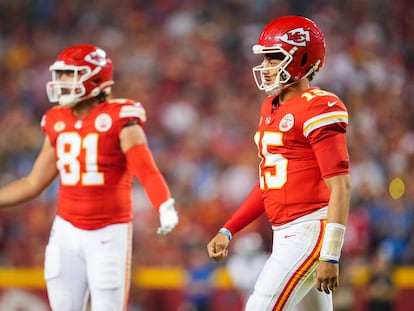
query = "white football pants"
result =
(245, 220, 332, 311)
(44, 216, 132, 311)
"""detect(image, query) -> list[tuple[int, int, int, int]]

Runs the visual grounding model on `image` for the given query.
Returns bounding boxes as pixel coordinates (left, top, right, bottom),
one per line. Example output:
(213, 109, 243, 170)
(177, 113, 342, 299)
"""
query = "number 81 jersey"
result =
(255, 87, 349, 226)
(41, 99, 146, 230)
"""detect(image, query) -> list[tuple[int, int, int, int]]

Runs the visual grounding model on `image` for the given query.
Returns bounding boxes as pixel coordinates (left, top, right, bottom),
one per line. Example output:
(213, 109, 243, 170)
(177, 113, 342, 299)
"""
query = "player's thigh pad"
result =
(44, 244, 60, 280)
(90, 254, 123, 290)
(44, 245, 76, 311)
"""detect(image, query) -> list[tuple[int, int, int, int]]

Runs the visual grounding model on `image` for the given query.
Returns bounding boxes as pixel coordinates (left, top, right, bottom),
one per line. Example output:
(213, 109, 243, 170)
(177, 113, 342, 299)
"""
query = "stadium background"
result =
(0, 0, 413, 310)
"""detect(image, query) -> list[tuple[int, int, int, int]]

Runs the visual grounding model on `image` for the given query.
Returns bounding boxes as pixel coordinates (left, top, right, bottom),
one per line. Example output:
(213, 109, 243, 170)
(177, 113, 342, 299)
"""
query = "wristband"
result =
(319, 258, 339, 264)
(219, 228, 232, 241)
(319, 223, 345, 263)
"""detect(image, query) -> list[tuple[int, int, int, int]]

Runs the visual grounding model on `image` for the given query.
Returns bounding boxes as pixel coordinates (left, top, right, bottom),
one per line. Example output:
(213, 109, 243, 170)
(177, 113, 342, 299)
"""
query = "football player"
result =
(207, 16, 351, 311)
(0, 45, 179, 311)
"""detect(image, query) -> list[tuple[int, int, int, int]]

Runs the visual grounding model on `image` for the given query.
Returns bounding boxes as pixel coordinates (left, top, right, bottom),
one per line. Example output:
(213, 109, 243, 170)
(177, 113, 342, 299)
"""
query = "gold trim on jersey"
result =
(303, 111, 348, 138)
(119, 105, 147, 121)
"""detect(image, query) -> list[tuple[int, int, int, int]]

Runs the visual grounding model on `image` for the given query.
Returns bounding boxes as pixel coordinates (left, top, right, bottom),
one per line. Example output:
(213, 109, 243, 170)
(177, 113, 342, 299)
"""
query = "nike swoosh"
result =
(327, 101, 337, 107)
(284, 234, 296, 239)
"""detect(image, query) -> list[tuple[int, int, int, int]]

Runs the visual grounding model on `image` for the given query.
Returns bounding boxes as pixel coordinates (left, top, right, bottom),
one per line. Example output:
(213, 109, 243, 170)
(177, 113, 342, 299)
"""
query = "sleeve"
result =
(116, 99, 147, 127)
(40, 110, 57, 146)
(303, 95, 348, 143)
(40, 114, 46, 132)
(303, 95, 350, 178)
(223, 183, 265, 235)
(312, 133, 350, 178)
(125, 143, 171, 210)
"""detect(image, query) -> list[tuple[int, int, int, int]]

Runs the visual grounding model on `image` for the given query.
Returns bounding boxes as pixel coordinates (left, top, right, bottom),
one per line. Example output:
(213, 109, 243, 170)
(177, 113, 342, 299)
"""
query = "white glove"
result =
(157, 198, 179, 235)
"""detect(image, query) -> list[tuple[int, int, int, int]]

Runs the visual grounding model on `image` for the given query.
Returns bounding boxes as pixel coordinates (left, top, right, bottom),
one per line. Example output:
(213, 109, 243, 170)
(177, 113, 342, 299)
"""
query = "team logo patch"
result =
(279, 113, 294, 132)
(53, 121, 66, 132)
(95, 113, 112, 132)
(278, 27, 310, 47)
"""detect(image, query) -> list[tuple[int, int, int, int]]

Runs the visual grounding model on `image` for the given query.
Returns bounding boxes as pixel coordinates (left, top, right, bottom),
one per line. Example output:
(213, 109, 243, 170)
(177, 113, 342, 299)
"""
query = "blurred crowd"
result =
(0, 0, 413, 308)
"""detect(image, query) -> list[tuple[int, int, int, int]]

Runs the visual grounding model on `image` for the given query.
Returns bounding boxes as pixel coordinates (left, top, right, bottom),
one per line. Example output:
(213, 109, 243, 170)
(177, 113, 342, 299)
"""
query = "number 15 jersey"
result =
(255, 87, 349, 226)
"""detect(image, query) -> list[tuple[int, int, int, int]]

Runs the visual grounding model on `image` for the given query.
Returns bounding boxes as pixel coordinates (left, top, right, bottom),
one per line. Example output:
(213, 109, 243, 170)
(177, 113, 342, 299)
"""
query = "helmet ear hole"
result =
(301, 53, 308, 66)
(91, 88, 100, 97)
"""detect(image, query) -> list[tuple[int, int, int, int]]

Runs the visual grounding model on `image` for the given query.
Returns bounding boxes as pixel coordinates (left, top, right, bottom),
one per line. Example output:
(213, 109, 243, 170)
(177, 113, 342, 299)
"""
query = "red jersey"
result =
(255, 87, 349, 226)
(41, 99, 146, 230)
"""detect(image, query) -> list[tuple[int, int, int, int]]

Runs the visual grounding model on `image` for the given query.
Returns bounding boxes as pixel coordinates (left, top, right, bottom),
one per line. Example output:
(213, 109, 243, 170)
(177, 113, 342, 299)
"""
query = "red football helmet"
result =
(252, 16, 326, 95)
(46, 44, 114, 107)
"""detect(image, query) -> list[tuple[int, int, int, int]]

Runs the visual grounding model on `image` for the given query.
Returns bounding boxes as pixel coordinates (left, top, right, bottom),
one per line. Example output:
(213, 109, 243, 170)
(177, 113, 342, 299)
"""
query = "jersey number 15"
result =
(254, 131, 287, 190)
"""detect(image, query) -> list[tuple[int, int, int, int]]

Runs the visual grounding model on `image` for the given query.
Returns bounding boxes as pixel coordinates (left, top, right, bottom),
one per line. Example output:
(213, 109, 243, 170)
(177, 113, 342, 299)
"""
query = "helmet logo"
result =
(278, 28, 310, 47)
(85, 49, 107, 66)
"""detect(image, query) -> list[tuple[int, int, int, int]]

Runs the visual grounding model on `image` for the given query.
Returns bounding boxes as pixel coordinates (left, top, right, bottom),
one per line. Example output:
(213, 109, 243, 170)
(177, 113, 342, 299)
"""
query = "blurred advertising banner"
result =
(2, 266, 414, 311)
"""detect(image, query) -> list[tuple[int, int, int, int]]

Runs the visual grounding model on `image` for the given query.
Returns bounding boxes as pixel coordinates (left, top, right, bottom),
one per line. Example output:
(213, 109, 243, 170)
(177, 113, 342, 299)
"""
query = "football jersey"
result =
(41, 99, 146, 230)
(255, 87, 348, 226)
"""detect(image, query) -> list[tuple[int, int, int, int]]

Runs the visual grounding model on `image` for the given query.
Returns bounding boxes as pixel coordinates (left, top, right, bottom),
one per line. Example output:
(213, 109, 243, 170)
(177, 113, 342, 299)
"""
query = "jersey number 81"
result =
(56, 132, 104, 186)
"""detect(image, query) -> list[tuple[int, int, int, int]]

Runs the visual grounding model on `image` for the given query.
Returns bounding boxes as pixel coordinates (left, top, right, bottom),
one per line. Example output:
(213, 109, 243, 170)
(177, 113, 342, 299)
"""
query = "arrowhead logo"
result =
(278, 28, 310, 47)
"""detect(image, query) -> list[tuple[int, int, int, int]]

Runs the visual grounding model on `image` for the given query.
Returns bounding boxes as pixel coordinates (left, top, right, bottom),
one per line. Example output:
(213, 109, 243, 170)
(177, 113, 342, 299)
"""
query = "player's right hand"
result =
(157, 198, 179, 235)
(207, 232, 230, 262)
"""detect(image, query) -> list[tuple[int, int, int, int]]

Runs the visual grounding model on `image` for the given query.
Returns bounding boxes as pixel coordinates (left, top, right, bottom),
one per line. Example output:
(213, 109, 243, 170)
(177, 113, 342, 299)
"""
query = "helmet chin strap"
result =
(58, 91, 95, 107)
(58, 95, 81, 108)
(265, 78, 298, 96)
(264, 63, 320, 96)
(264, 83, 283, 96)
(58, 86, 110, 107)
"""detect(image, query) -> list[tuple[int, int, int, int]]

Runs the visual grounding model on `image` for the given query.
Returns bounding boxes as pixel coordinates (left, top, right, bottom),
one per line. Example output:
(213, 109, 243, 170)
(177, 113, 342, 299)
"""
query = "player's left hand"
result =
(315, 261, 339, 294)
(157, 198, 179, 235)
